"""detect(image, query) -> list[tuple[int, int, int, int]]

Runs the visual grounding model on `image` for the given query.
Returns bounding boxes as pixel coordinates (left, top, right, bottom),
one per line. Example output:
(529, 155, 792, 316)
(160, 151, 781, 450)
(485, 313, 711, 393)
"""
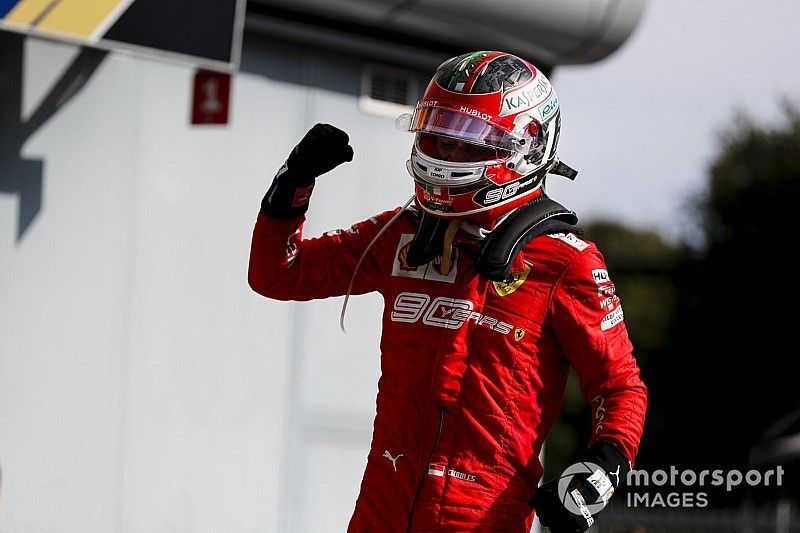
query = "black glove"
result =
(531, 441, 629, 533)
(261, 123, 354, 219)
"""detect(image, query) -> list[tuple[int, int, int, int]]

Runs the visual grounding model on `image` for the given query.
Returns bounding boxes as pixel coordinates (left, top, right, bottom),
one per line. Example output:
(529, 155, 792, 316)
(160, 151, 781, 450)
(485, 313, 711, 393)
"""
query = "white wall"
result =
(0, 35, 415, 532)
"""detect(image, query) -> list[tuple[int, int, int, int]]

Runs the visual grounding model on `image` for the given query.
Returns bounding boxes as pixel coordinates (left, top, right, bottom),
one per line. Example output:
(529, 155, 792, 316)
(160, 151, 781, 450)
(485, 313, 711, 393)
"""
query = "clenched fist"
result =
(262, 123, 354, 219)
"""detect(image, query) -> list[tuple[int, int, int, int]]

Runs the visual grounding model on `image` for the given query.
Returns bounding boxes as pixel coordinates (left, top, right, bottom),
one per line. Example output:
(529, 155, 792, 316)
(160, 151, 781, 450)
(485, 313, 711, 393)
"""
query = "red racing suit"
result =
(248, 207, 647, 532)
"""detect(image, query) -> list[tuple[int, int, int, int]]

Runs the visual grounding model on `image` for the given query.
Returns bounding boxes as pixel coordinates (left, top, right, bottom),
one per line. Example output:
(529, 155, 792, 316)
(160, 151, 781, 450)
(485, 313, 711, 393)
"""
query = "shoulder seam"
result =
(545, 240, 597, 316)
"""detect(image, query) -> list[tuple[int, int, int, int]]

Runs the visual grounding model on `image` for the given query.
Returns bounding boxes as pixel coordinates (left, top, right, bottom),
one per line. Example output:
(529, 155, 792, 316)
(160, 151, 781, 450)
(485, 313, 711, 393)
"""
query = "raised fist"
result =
(284, 123, 354, 180)
(262, 123, 353, 218)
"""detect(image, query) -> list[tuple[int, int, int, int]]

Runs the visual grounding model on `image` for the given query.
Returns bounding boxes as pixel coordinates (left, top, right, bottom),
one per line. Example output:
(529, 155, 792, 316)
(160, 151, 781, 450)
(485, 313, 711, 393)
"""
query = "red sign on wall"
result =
(191, 70, 231, 125)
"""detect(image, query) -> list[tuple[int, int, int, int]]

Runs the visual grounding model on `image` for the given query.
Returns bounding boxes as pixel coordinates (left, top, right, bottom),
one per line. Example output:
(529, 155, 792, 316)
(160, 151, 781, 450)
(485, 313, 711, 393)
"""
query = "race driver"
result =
(249, 51, 647, 532)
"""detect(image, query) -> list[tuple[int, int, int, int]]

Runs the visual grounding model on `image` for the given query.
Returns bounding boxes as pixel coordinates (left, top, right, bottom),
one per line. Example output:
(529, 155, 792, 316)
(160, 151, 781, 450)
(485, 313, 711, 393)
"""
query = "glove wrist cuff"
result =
(260, 168, 316, 219)
(580, 441, 630, 488)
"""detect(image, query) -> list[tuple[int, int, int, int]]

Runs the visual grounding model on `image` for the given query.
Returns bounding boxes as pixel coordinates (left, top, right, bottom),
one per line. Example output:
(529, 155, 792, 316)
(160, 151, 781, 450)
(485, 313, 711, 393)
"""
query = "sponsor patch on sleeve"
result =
(592, 269, 609, 284)
(593, 270, 620, 309)
(323, 224, 360, 237)
(600, 306, 624, 331)
(285, 229, 300, 265)
(548, 232, 589, 251)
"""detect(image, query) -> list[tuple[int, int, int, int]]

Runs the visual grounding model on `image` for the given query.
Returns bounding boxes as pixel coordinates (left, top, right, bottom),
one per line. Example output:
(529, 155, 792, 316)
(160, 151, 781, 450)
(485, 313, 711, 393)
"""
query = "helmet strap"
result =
(406, 212, 462, 275)
(406, 212, 451, 268)
(436, 219, 462, 276)
(550, 160, 579, 180)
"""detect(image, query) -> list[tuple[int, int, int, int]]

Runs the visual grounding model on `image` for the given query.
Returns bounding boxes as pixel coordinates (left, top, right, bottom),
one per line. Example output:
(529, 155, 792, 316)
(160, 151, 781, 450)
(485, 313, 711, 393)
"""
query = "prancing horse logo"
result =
(383, 450, 403, 472)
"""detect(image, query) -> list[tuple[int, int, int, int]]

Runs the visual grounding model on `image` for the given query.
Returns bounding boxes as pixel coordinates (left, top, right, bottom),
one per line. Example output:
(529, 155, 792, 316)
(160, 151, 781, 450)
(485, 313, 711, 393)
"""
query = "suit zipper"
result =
(406, 409, 445, 533)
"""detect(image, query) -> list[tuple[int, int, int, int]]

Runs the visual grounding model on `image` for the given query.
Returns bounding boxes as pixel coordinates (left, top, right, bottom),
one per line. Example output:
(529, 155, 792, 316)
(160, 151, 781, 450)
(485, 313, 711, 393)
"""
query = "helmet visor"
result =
(417, 133, 511, 163)
(409, 106, 529, 154)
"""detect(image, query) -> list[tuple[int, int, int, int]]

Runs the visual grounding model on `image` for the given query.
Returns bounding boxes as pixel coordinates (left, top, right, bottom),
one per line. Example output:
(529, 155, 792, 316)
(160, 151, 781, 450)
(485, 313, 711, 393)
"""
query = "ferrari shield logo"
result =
(492, 263, 531, 297)
(514, 328, 525, 342)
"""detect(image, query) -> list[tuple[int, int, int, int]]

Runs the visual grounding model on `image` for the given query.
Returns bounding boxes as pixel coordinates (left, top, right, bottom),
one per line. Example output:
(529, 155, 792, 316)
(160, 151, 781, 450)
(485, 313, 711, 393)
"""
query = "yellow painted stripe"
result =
(37, 0, 124, 38)
(4, 0, 54, 25)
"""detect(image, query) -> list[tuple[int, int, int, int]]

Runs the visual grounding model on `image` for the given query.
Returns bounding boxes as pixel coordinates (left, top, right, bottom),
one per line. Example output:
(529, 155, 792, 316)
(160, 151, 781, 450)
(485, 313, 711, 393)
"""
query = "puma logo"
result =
(608, 465, 621, 486)
(383, 450, 403, 472)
